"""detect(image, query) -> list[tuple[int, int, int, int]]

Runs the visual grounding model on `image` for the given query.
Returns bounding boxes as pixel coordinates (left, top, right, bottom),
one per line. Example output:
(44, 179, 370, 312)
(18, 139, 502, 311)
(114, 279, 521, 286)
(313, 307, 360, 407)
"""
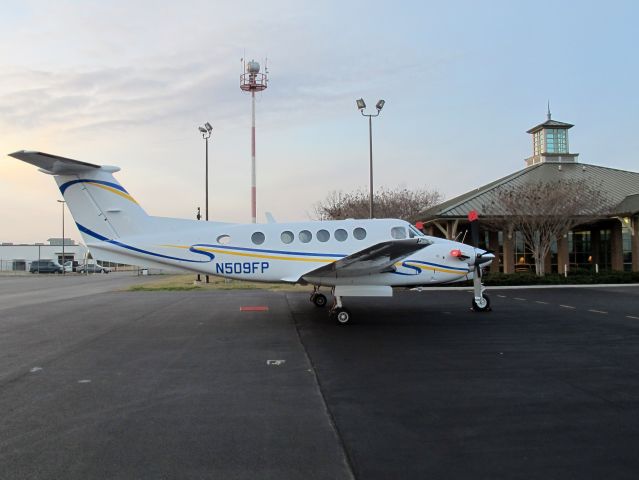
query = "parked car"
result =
(63, 261, 78, 273)
(77, 263, 110, 274)
(30, 260, 63, 274)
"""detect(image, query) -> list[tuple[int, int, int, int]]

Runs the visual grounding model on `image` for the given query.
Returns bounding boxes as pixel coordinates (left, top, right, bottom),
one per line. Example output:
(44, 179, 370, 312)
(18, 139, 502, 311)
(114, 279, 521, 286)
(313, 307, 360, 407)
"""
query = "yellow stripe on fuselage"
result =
(89, 182, 139, 204)
(161, 244, 336, 263)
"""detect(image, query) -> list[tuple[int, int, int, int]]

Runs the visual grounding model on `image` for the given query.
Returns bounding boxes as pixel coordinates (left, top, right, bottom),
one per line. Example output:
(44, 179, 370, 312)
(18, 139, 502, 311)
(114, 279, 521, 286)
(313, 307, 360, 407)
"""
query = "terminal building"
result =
(0, 238, 87, 272)
(418, 112, 639, 273)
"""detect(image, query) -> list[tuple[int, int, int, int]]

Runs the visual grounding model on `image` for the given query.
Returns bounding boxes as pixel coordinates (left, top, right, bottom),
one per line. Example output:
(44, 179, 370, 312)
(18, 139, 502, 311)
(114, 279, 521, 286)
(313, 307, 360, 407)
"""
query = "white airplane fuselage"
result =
(84, 217, 476, 286)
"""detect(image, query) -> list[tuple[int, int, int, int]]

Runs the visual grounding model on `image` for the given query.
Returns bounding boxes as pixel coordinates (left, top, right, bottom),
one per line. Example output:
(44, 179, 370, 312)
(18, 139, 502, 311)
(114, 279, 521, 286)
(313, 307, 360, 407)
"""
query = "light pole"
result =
(356, 98, 385, 219)
(198, 122, 213, 221)
(198, 122, 212, 284)
(57, 199, 66, 274)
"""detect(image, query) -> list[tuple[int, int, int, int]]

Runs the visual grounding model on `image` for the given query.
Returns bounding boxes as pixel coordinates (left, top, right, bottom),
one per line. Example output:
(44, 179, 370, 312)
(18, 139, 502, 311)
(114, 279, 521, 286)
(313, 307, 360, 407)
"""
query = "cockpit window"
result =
(391, 226, 407, 239)
(408, 225, 424, 238)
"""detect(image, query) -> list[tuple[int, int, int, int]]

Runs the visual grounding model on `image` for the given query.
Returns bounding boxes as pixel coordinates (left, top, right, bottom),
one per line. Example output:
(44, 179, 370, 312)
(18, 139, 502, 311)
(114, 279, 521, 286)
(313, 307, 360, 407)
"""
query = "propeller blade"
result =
(468, 210, 480, 247)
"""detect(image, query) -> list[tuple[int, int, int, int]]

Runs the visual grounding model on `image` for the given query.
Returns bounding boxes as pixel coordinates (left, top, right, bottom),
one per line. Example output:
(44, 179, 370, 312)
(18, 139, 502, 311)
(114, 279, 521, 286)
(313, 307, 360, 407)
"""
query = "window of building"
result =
(335, 229, 348, 241)
(317, 229, 330, 242)
(251, 232, 265, 245)
(514, 231, 534, 271)
(391, 226, 407, 239)
(281, 231, 294, 244)
(353, 227, 366, 240)
(556, 129, 568, 153)
(622, 229, 632, 272)
(545, 129, 556, 153)
(568, 230, 591, 270)
(299, 230, 312, 243)
(533, 130, 542, 155)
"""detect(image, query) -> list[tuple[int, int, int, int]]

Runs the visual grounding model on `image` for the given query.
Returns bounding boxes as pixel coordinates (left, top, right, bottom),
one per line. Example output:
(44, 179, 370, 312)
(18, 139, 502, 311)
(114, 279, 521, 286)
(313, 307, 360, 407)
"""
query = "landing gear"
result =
(471, 265, 491, 312)
(472, 294, 491, 312)
(309, 287, 328, 308)
(331, 307, 352, 324)
(329, 292, 352, 324)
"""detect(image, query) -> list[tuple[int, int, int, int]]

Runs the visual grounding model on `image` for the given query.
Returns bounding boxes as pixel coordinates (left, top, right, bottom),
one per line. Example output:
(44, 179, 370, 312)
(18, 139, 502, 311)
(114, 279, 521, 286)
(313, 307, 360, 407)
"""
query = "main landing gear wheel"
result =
(312, 293, 327, 308)
(472, 294, 491, 312)
(330, 307, 352, 325)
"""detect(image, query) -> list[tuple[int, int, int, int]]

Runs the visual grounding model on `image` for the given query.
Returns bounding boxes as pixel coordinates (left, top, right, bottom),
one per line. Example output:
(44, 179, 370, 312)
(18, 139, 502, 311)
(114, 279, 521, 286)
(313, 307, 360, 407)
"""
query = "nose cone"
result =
(478, 251, 495, 265)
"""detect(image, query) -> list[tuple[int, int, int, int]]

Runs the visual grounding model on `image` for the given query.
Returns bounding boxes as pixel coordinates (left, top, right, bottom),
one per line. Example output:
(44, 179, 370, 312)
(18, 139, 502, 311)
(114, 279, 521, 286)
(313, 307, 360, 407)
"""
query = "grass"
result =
(128, 271, 639, 292)
(127, 274, 310, 292)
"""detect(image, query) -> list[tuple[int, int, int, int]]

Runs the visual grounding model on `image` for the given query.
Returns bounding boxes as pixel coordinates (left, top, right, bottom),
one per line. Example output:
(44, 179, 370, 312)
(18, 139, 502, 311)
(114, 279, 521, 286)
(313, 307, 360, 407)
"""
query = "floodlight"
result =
(198, 126, 207, 133)
(356, 98, 366, 110)
(376, 99, 385, 111)
(205, 122, 212, 132)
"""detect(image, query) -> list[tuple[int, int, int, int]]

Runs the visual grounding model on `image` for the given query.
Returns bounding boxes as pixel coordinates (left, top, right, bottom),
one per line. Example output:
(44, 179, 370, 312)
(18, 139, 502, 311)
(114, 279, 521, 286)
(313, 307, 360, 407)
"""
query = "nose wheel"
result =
(472, 293, 491, 312)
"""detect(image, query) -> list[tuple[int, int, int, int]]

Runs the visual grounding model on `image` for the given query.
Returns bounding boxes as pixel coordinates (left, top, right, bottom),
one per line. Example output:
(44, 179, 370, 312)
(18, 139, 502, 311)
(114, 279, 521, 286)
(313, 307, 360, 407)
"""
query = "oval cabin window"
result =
(353, 227, 367, 240)
(335, 229, 348, 242)
(217, 234, 231, 244)
(299, 230, 312, 243)
(251, 232, 265, 245)
(281, 231, 294, 244)
(317, 229, 330, 242)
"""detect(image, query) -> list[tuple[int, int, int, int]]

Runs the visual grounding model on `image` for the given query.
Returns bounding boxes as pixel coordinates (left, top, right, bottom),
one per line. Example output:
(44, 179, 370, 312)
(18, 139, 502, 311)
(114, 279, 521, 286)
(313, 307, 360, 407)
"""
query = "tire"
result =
(472, 294, 491, 312)
(313, 293, 327, 308)
(333, 308, 352, 325)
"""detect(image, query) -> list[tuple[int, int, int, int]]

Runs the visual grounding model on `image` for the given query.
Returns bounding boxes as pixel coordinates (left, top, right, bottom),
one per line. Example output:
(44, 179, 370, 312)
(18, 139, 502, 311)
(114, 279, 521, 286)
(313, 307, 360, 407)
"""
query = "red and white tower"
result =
(240, 59, 268, 223)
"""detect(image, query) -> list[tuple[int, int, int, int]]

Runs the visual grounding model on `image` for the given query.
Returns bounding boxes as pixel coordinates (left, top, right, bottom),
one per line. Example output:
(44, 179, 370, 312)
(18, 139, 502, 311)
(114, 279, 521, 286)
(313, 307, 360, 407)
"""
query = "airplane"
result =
(9, 150, 495, 324)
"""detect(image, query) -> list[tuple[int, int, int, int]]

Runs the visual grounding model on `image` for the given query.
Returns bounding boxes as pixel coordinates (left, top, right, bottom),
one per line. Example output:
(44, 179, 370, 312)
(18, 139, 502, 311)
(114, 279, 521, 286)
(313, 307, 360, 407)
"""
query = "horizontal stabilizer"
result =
(8, 151, 111, 175)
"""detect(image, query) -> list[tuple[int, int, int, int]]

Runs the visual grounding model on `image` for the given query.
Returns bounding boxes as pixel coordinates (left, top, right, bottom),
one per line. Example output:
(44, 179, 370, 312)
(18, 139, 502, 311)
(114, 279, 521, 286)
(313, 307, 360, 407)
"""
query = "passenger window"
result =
(353, 227, 367, 240)
(251, 232, 265, 245)
(335, 229, 348, 241)
(217, 234, 231, 244)
(317, 229, 330, 242)
(281, 231, 294, 244)
(391, 227, 407, 239)
(299, 230, 312, 243)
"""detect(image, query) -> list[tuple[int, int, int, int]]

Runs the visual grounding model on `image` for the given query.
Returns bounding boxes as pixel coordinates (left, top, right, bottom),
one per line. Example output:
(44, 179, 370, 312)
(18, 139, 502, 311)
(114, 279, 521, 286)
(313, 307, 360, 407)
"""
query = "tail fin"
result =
(9, 151, 150, 241)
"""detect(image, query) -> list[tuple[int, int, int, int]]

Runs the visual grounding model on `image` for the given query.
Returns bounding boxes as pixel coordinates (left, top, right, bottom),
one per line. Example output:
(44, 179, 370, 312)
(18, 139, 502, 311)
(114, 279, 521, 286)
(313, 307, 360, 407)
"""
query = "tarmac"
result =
(1, 273, 638, 479)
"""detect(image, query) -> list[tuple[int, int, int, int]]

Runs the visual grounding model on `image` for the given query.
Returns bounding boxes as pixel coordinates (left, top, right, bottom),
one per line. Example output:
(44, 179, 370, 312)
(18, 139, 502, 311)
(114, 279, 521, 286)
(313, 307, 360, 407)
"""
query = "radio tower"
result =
(240, 58, 268, 223)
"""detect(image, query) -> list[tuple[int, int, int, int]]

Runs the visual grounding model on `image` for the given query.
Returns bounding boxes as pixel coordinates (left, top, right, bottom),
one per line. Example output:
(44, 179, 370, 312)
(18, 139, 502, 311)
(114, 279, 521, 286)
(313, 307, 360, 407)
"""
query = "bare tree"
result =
(485, 179, 610, 276)
(314, 186, 442, 221)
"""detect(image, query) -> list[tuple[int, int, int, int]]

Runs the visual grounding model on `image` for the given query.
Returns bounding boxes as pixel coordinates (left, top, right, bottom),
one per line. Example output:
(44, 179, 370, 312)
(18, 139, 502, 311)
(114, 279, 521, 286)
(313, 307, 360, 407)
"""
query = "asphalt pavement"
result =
(1, 277, 638, 479)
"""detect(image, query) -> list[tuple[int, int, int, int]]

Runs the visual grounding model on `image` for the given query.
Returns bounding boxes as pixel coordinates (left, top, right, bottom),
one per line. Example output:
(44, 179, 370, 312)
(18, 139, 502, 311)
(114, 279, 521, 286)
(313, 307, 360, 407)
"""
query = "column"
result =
(557, 235, 570, 275)
(590, 228, 600, 270)
(502, 231, 514, 274)
(632, 216, 639, 272)
(610, 221, 623, 271)
(544, 250, 552, 275)
(489, 231, 500, 273)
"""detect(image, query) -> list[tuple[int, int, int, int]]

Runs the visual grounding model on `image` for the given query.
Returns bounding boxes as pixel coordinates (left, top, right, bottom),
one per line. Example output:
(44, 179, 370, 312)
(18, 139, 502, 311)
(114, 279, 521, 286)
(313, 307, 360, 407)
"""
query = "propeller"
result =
(467, 210, 493, 273)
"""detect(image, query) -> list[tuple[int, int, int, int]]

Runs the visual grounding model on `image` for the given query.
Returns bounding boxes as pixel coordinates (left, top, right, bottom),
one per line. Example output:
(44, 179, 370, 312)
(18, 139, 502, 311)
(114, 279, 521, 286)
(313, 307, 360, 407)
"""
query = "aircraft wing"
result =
(301, 237, 432, 280)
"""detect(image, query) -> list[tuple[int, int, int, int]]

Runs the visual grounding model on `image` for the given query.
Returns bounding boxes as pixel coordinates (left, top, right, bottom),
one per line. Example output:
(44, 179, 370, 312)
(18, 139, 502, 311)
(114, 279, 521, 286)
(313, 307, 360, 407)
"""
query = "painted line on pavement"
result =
(240, 306, 269, 312)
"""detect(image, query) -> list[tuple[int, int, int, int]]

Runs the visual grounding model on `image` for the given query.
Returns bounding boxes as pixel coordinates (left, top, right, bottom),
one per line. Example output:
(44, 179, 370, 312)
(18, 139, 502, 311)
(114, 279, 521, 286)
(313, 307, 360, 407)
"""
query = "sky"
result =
(1, 0, 638, 244)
